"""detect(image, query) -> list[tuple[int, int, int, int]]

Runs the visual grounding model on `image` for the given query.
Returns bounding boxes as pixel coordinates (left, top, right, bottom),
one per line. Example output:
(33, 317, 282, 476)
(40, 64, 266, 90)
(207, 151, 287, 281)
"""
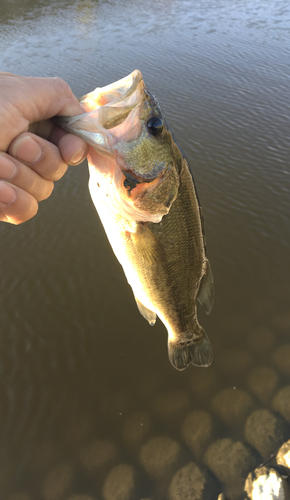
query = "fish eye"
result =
(146, 116, 163, 136)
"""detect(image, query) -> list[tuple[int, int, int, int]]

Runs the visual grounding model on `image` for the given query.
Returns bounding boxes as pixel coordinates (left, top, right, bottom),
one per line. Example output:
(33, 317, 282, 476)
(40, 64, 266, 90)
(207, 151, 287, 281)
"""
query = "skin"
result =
(0, 72, 89, 224)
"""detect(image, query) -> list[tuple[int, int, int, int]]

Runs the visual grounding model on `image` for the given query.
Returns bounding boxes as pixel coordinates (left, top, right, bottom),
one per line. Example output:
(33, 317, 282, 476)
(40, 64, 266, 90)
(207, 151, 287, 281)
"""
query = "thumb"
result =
(0, 73, 84, 151)
(16, 76, 84, 121)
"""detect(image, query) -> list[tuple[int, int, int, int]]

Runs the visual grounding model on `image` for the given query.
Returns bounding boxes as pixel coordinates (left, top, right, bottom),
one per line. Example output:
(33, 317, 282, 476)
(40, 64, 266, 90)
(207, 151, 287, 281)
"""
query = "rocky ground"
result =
(6, 312, 290, 500)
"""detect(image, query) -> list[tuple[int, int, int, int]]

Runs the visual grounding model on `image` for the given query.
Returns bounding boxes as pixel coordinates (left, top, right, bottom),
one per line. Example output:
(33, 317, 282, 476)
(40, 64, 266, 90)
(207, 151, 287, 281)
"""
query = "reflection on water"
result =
(0, 0, 290, 498)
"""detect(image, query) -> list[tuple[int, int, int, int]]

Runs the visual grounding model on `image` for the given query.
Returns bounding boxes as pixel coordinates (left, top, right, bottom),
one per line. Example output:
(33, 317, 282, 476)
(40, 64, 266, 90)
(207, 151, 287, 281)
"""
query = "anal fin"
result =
(197, 258, 214, 315)
(135, 297, 156, 326)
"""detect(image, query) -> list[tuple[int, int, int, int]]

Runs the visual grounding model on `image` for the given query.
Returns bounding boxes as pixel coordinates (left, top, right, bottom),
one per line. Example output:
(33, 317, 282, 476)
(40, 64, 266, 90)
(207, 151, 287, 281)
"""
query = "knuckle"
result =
(52, 77, 72, 97)
(22, 172, 54, 202)
(53, 76, 68, 89)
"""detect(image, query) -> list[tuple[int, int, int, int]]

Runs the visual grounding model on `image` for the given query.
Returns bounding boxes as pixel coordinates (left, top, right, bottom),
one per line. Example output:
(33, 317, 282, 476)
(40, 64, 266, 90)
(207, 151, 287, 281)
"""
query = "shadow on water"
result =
(0, 0, 290, 498)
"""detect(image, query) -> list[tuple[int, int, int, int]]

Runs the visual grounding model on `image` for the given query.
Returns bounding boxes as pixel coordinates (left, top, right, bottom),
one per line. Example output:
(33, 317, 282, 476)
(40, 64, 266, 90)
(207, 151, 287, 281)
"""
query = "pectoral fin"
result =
(197, 259, 214, 315)
(135, 297, 156, 326)
(130, 223, 163, 265)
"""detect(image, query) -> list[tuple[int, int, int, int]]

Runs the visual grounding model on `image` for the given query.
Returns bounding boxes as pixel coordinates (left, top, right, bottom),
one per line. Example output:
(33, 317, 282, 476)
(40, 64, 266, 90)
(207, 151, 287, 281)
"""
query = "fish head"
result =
(56, 70, 180, 223)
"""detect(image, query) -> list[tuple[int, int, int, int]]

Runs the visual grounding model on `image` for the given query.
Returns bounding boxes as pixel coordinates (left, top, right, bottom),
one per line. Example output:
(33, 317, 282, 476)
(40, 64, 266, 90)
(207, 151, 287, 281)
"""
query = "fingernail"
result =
(12, 136, 42, 164)
(0, 155, 17, 180)
(69, 146, 86, 164)
(0, 181, 17, 204)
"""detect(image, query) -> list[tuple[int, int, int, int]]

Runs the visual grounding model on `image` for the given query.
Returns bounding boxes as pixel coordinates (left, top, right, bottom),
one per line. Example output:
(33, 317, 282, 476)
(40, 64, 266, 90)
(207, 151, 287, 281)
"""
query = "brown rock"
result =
(204, 438, 258, 500)
(247, 366, 279, 405)
(182, 410, 214, 459)
(79, 439, 118, 474)
(168, 462, 219, 500)
(244, 409, 289, 459)
(139, 436, 183, 479)
(272, 345, 290, 377)
(102, 464, 135, 500)
(276, 439, 290, 469)
(272, 386, 290, 422)
(244, 466, 290, 499)
(212, 388, 255, 427)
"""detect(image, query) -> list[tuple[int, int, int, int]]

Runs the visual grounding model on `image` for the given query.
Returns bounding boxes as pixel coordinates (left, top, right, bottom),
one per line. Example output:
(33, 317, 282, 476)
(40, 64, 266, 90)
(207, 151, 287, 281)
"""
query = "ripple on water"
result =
(0, 0, 290, 498)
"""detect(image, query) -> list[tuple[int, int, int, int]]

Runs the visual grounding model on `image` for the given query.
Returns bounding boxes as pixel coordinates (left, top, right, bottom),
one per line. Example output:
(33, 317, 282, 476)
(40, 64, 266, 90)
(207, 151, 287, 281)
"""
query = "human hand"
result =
(0, 72, 89, 224)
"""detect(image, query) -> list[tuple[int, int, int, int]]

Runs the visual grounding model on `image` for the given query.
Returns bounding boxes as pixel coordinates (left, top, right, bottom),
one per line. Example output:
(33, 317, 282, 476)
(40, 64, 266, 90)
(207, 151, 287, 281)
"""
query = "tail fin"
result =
(168, 328, 213, 371)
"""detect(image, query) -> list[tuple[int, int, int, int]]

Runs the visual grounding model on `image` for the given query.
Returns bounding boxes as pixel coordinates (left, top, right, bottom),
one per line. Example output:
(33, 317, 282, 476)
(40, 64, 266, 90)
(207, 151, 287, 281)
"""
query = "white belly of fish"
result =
(88, 163, 157, 314)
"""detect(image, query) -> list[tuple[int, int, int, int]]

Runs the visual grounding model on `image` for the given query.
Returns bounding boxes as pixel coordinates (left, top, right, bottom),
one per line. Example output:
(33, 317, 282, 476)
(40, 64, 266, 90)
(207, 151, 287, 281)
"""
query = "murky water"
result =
(0, 0, 290, 498)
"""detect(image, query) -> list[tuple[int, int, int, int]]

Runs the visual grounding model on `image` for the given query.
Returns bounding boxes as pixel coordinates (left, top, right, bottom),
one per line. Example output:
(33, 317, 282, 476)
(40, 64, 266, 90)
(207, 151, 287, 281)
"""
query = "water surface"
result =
(0, 0, 290, 498)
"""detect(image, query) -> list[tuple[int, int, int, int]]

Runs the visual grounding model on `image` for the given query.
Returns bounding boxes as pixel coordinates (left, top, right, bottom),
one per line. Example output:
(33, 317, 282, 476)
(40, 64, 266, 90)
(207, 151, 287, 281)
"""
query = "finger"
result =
(8, 132, 69, 181)
(0, 181, 38, 225)
(2, 75, 84, 123)
(28, 121, 89, 165)
(57, 134, 88, 165)
(0, 153, 53, 202)
(0, 75, 85, 151)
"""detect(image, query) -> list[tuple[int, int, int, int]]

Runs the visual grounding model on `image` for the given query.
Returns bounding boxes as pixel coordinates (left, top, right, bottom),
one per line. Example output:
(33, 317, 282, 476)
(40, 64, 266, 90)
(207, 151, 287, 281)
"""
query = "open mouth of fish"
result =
(55, 70, 177, 222)
(56, 70, 146, 154)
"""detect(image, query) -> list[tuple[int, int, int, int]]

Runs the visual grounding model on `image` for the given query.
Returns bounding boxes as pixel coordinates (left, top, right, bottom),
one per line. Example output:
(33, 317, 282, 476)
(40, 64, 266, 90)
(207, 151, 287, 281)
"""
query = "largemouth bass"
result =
(56, 70, 214, 371)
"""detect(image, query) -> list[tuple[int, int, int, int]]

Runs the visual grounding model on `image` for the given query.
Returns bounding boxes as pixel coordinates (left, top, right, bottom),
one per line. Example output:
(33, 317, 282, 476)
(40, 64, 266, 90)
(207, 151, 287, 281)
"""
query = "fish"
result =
(55, 70, 214, 371)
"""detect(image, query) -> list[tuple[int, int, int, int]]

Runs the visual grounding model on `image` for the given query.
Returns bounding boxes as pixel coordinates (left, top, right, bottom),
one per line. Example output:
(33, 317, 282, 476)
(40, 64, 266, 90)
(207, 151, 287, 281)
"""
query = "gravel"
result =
(139, 436, 184, 480)
(276, 439, 290, 469)
(244, 466, 290, 500)
(211, 388, 255, 428)
(79, 439, 118, 474)
(272, 386, 290, 423)
(244, 409, 289, 459)
(182, 410, 214, 459)
(102, 464, 135, 500)
(204, 438, 258, 500)
(247, 366, 279, 405)
(168, 462, 219, 500)
(272, 345, 290, 377)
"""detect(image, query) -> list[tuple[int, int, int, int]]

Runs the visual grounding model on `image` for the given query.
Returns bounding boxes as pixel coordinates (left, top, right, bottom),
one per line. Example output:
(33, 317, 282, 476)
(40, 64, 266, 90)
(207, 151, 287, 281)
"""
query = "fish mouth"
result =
(55, 70, 145, 152)
(80, 69, 144, 113)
